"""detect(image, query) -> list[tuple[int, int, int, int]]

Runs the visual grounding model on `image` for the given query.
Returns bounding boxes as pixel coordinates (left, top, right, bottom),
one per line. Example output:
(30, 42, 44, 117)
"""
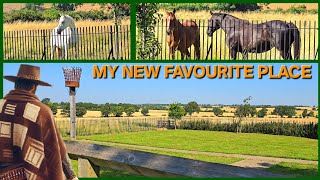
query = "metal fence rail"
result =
(3, 25, 130, 60)
(138, 19, 318, 60)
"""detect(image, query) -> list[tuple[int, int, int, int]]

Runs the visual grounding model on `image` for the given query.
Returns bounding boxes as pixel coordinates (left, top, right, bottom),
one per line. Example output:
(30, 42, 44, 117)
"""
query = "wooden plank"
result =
(65, 141, 289, 178)
(78, 158, 100, 178)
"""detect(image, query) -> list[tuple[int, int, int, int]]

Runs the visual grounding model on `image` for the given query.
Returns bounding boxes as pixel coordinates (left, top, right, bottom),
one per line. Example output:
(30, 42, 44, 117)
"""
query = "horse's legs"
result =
(230, 49, 237, 60)
(280, 49, 292, 60)
(181, 52, 185, 60)
(170, 47, 175, 60)
(58, 48, 62, 59)
(242, 49, 248, 60)
(64, 46, 69, 60)
(51, 45, 56, 60)
(194, 40, 201, 60)
(185, 49, 191, 60)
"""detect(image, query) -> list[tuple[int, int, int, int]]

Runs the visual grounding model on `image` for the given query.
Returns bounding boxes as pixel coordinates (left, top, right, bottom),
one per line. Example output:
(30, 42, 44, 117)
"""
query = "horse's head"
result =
(165, 9, 177, 35)
(207, 11, 222, 37)
(57, 14, 73, 34)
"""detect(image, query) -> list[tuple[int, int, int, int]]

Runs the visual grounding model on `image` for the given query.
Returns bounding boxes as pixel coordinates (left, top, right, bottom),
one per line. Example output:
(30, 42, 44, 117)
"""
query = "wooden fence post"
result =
(78, 158, 100, 178)
(69, 87, 76, 139)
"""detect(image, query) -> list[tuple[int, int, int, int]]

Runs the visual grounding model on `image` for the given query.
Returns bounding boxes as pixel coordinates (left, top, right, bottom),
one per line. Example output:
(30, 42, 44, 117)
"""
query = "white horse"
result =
(50, 14, 79, 60)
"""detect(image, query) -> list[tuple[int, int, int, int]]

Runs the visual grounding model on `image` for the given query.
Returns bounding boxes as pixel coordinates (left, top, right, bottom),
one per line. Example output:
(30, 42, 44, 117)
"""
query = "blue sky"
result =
(3, 63, 318, 106)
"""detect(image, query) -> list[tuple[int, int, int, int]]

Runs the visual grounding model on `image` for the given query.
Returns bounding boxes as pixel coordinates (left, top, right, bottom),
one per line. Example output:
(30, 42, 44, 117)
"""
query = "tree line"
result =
(41, 98, 316, 119)
(158, 3, 317, 14)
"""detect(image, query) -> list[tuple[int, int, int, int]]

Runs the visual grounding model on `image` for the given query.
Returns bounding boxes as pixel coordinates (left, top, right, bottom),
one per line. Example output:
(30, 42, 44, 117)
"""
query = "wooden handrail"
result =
(65, 141, 289, 178)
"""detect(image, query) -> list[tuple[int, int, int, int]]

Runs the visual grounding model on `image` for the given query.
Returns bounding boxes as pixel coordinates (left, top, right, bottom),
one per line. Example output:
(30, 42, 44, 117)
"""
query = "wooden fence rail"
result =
(65, 141, 289, 178)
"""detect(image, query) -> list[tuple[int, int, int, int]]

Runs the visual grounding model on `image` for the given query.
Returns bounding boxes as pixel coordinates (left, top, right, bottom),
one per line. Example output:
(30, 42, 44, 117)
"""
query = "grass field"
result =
(74, 130, 318, 177)
(78, 130, 318, 161)
(142, 10, 318, 60)
(268, 162, 318, 177)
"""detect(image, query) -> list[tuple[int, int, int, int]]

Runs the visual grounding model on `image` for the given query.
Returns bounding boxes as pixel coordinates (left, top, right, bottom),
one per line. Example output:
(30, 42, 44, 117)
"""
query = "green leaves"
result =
(212, 107, 223, 117)
(272, 106, 296, 118)
(168, 103, 185, 120)
(141, 108, 149, 116)
(184, 101, 200, 116)
(136, 3, 162, 59)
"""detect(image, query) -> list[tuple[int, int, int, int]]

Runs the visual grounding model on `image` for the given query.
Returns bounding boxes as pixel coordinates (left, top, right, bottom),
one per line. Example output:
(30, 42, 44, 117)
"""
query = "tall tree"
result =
(136, 3, 162, 59)
(53, 3, 82, 11)
(125, 107, 135, 117)
(257, 107, 268, 118)
(101, 103, 112, 117)
(272, 106, 296, 118)
(168, 103, 185, 129)
(212, 107, 223, 117)
(302, 109, 308, 118)
(25, 3, 44, 10)
(141, 108, 149, 116)
(184, 101, 200, 116)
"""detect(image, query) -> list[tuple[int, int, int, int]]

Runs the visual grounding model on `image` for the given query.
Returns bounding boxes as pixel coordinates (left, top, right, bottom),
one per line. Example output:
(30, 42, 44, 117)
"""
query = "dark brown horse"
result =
(166, 9, 200, 60)
(207, 12, 300, 60)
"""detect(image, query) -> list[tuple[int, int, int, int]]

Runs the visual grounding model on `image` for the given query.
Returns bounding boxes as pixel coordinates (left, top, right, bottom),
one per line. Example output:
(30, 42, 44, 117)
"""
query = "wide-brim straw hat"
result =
(4, 64, 52, 86)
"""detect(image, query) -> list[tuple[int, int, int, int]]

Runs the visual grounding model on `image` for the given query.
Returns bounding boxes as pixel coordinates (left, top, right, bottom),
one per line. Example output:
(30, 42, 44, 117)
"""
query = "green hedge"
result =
(158, 3, 318, 14)
(178, 120, 318, 139)
(4, 8, 126, 23)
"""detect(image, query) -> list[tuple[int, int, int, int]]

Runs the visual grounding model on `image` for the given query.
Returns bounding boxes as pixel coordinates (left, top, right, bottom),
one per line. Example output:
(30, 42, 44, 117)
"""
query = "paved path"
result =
(79, 140, 317, 169)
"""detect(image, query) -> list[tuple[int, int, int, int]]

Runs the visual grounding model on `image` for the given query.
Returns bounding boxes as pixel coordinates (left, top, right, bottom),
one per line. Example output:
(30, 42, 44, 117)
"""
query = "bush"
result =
(42, 8, 60, 21)
(308, 9, 318, 14)
(178, 120, 317, 139)
(287, 5, 307, 14)
(4, 8, 116, 23)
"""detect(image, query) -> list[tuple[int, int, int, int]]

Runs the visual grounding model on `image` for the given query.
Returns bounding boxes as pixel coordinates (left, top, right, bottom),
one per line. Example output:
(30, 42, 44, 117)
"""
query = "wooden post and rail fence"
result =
(65, 141, 288, 178)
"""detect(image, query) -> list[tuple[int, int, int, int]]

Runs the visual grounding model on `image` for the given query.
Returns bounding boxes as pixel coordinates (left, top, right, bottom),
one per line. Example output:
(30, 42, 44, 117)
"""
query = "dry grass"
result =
(158, 10, 318, 22)
(260, 3, 318, 10)
(3, 19, 130, 31)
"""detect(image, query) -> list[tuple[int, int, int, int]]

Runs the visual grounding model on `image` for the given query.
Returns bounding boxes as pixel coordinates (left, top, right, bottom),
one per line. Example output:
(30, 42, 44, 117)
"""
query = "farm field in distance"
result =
(55, 106, 318, 123)
(3, 19, 130, 31)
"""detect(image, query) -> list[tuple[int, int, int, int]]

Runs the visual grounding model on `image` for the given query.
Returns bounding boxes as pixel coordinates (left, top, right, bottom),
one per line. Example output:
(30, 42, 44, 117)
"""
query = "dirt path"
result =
(79, 140, 317, 169)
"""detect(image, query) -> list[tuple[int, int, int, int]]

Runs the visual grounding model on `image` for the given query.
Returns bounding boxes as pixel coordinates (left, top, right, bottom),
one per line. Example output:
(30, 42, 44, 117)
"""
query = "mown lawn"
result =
(268, 162, 318, 177)
(78, 130, 318, 161)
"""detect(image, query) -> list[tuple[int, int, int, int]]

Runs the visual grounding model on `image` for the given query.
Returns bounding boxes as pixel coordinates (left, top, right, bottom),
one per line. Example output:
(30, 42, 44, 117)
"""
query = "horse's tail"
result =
(288, 22, 300, 60)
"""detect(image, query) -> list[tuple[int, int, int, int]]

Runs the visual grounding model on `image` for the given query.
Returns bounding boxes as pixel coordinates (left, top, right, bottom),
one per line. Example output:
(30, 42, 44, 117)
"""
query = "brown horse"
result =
(166, 9, 200, 60)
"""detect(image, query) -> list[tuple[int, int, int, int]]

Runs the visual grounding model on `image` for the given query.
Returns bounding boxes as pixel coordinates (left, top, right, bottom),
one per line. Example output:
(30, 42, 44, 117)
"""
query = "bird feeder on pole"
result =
(62, 67, 82, 140)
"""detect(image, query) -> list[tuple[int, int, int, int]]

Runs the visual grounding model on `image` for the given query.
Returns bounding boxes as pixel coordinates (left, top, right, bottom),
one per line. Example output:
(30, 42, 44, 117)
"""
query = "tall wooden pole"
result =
(70, 87, 76, 139)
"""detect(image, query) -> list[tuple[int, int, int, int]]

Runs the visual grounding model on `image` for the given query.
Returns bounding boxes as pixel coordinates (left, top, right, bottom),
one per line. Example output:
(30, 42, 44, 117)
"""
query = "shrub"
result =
(178, 120, 317, 139)
(287, 5, 307, 14)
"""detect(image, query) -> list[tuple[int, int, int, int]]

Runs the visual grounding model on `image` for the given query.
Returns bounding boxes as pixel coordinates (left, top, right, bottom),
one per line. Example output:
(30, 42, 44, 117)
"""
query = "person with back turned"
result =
(0, 64, 78, 180)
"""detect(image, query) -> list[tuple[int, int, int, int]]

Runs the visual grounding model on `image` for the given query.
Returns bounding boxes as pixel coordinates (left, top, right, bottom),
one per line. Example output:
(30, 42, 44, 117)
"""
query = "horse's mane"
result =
(211, 13, 240, 20)
(62, 14, 74, 20)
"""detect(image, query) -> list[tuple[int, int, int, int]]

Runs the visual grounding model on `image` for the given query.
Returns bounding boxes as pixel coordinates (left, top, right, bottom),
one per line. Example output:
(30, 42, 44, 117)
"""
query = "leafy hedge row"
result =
(159, 3, 318, 14)
(4, 8, 124, 23)
(178, 120, 318, 139)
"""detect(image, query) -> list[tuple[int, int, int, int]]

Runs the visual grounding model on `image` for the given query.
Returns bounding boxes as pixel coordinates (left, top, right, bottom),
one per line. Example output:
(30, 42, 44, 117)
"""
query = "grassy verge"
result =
(71, 160, 141, 178)
(78, 130, 318, 161)
(268, 162, 318, 177)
